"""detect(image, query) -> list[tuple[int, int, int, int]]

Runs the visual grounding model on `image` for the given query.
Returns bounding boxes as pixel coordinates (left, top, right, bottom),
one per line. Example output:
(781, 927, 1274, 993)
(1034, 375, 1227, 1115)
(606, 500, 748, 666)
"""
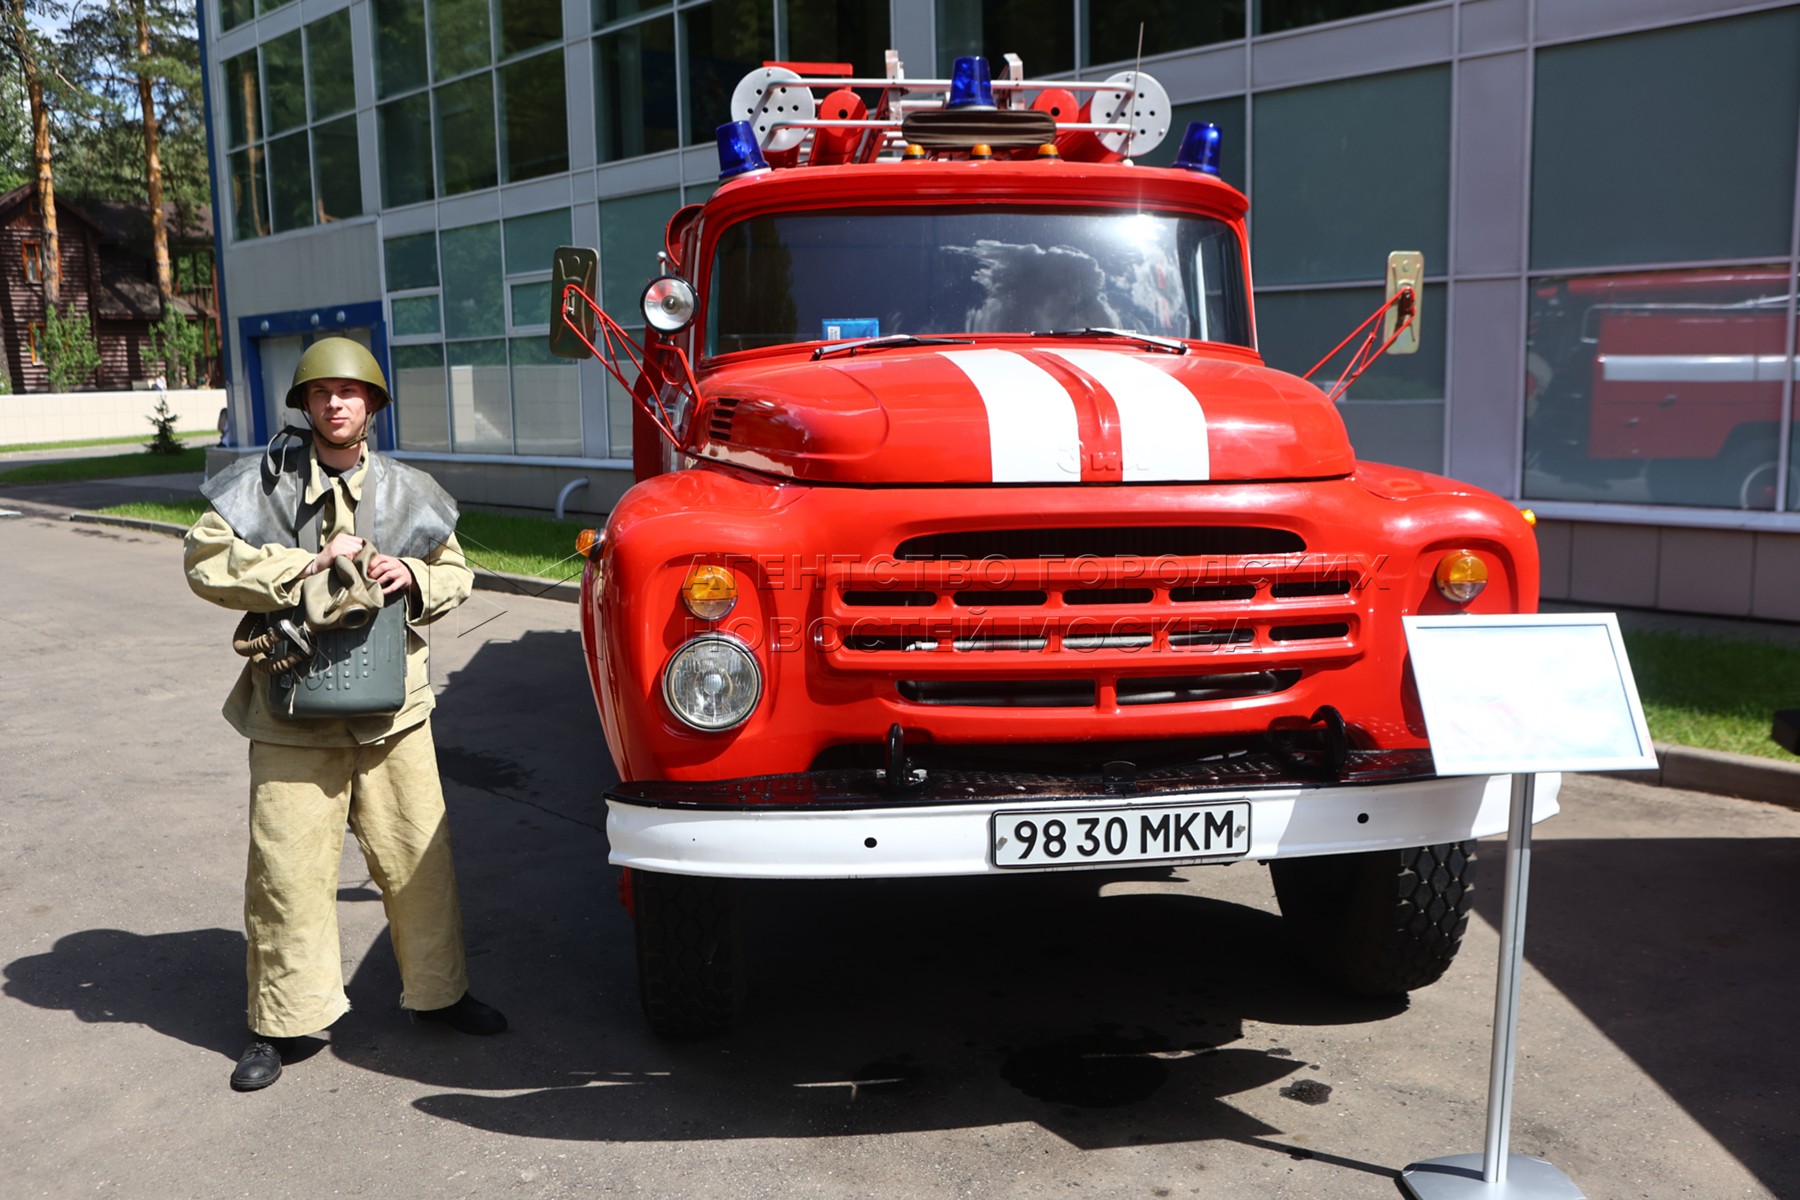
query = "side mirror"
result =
(1384, 251, 1423, 356)
(549, 246, 599, 359)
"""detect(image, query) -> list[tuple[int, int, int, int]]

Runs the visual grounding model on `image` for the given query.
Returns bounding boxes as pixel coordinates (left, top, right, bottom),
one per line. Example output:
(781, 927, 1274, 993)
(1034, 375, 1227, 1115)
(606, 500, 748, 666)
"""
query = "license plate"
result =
(991, 802, 1252, 868)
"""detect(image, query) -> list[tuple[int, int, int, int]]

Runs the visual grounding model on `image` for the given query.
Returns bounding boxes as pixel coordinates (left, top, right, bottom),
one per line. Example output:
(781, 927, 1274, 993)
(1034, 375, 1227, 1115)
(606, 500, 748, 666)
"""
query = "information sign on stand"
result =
(1397, 614, 1657, 1200)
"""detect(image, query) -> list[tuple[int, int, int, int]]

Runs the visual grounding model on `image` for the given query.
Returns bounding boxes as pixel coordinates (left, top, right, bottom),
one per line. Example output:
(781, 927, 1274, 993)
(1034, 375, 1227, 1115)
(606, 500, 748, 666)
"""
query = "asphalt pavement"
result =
(1, 506, 1796, 1199)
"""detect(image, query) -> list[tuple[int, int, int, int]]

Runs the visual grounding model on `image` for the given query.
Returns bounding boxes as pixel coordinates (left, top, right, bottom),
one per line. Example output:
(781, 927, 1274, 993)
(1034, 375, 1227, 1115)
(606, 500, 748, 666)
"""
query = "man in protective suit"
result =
(184, 337, 505, 1092)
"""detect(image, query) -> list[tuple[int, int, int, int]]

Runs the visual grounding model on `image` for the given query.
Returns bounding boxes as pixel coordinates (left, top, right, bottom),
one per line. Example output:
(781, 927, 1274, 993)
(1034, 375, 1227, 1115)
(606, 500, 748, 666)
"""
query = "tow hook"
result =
(878, 723, 926, 791)
(1268, 705, 1351, 780)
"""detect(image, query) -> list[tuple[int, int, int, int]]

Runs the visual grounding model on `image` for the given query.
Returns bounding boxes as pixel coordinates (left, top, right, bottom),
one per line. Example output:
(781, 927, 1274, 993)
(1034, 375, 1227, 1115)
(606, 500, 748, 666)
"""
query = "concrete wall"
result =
(1537, 518, 1800, 622)
(0, 388, 226, 446)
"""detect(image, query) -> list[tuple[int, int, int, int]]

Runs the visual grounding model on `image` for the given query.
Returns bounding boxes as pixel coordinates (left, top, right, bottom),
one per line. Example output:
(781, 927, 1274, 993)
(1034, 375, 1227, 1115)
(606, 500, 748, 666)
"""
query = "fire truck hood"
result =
(691, 346, 1354, 484)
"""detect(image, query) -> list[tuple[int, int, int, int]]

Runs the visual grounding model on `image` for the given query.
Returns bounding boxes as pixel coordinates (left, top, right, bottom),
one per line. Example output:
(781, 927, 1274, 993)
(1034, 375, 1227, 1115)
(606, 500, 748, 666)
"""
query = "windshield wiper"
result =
(813, 334, 973, 360)
(1031, 327, 1189, 355)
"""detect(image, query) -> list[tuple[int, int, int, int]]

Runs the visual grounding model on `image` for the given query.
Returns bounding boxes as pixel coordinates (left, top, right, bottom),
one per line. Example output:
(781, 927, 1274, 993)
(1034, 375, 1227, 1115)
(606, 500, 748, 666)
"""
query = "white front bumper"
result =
(606, 772, 1561, 879)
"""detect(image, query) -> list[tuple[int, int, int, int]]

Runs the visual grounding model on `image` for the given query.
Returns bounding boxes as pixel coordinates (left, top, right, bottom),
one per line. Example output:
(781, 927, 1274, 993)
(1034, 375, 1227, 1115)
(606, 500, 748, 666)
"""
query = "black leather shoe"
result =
(414, 992, 507, 1035)
(230, 1038, 286, 1091)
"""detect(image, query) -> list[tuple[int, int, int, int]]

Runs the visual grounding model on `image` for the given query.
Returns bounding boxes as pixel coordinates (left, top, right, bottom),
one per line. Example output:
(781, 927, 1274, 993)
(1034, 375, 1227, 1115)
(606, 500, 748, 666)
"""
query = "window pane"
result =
(510, 280, 551, 326)
(1524, 267, 1793, 510)
(594, 0, 668, 25)
(433, 76, 498, 195)
(784, 0, 889, 75)
(1530, 9, 1800, 272)
(393, 294, 443, 335)
(1087, 0, 1242, 65)
(606, 359, 634, 456)
(500, 48, 569, 182)
(504, 209, 572, 273)
(255, 0, 292, 13)
(220, 0, 254, 33)
(1257, 285, 1446, 470)
(1256, 0, 1423, 35)
(266, 131, 314, 232)
(312, 115, 363, 221)
(432, 0, 494, 80)
(448, 338, 513, 451)
(595, 16, 679, 161)
(1253, 67, 1449, 286)
(376, 0, 430, 98)
(601, 188, 679, 312)
(935, 0, 1073, 78)
(500, 0, 562, 57)
(683, 0, 774, 146)
(306, 11, 356, 120)
(393, 342, 450, 450)
(511, 337, 583, 454)
(1139, 98, 1245, 191)
(224, 52, 261, 148)
(263, 30, 308, 135)
(386, 232, 440, 288)
(229, 146, 270, 240)
(441, 222, 505, 337)
(379, 94, 437, 206)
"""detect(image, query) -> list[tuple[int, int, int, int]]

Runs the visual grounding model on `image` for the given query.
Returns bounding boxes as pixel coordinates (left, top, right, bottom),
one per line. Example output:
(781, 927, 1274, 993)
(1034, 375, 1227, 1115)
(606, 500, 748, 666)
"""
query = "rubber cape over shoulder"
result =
(690, 347, 1354, 484)
(200, 431, 459, 558)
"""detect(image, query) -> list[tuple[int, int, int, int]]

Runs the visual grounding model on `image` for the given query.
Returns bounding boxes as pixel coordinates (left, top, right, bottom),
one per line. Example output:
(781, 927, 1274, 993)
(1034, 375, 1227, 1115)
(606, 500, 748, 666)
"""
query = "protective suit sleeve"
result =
(400, 531, 473, 625)
(183, 509, 314, 613)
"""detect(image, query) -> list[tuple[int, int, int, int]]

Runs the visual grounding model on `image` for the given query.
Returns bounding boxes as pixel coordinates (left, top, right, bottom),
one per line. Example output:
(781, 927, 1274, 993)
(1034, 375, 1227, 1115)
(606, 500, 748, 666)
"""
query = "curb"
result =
(66, 512, 581, 604)
(1602, 743, 1800, 812)
(41, 511, 1800, 810)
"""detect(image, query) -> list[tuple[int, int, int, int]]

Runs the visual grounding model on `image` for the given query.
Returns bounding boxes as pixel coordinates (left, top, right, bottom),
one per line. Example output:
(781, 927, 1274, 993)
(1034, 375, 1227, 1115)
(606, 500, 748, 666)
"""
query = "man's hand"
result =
(306, 533, 365, 578)
(367, 553, 416, 597)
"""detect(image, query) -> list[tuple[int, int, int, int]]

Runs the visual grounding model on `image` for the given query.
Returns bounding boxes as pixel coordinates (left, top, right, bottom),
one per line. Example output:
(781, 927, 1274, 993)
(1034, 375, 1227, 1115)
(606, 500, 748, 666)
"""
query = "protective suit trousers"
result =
(245, 722, 469, 1037)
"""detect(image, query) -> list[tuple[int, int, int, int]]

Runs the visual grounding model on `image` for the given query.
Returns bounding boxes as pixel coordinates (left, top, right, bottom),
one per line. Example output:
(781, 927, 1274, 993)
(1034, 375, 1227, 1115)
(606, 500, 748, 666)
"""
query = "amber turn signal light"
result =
(681, 564, 738, 621)
(576, 528, 604, 559)
(1433, 550, 1488, 604)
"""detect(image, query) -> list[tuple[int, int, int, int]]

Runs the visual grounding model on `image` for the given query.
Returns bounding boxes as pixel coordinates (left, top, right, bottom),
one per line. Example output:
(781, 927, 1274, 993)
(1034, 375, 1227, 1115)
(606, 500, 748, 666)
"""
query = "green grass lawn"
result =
(0, 446, 207, 483)
(1620, 627, 1800, 761)
(0, 431, 211, 454)
(95, 498, 593, 584)
(76, 498, 1800, 762)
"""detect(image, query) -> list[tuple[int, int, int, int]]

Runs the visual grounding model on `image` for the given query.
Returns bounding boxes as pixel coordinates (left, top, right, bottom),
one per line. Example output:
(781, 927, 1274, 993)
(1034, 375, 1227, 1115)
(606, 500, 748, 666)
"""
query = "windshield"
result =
(707, 208, 1252, 356)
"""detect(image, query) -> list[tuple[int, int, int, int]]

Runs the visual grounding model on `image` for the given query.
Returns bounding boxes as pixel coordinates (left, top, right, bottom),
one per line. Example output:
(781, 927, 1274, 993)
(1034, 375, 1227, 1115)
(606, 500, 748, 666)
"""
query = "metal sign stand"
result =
(1396, 613, 1658, 1200)
(1398, 772, 1584, 1199)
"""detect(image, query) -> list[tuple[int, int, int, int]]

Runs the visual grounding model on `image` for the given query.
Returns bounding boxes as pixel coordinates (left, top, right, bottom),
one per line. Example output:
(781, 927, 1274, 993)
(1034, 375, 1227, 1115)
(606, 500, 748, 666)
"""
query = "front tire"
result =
(631, 869, 746, 1038)
(1270, 842, 1477, 997)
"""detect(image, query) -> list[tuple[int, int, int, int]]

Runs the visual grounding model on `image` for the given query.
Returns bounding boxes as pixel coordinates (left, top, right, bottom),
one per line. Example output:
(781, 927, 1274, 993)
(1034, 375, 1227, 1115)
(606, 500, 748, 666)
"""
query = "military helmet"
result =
(285, 337, 392, 412)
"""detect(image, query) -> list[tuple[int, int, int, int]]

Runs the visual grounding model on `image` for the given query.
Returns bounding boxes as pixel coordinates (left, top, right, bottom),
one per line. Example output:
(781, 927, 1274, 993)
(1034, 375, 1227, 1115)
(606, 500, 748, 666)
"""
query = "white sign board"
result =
(1403, 613, 1658, 777)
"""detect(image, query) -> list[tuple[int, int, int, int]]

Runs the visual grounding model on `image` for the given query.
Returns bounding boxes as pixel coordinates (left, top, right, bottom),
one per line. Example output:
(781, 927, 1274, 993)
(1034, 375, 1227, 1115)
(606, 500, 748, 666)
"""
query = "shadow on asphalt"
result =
(1471, 833, 1800, 1200)
(345, 871, 1401, 1169)
(4, 927, 249, 1057)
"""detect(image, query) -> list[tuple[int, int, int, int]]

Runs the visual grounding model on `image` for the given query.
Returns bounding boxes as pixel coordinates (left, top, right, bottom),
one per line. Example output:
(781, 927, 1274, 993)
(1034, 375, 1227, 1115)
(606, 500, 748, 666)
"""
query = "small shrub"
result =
(145, 397, 184, 455)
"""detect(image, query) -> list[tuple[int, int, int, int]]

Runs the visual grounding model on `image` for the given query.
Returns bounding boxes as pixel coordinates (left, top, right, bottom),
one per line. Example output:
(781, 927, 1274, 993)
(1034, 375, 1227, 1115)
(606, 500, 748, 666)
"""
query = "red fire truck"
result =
(555, 54, 1550, 1036)
(1527, 268, 1796, 508)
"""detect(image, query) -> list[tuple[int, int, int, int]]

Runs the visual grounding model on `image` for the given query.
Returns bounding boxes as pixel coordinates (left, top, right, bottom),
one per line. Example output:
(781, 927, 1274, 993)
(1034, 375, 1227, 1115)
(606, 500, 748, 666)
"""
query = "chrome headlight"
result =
(662, 634, 761, 731)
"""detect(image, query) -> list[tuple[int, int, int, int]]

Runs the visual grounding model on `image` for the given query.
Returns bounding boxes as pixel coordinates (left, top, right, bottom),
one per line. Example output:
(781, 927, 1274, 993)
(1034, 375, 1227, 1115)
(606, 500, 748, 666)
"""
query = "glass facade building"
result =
(202, 0, 1800, 616)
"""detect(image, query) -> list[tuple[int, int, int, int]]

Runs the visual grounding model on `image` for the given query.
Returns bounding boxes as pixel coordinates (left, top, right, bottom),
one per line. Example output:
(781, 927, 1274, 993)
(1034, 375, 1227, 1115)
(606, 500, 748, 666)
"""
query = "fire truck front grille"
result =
(821, 523, 1364, 712)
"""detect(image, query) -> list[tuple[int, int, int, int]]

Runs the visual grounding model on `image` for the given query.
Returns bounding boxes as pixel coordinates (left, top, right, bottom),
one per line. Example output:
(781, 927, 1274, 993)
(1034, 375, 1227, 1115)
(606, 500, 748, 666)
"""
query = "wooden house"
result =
(1, 184, 219, 392)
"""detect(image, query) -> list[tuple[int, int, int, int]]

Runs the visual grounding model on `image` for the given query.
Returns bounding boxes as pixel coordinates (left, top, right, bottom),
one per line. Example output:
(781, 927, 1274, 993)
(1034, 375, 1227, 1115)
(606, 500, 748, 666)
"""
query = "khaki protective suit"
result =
(185, 444, 475, 1037)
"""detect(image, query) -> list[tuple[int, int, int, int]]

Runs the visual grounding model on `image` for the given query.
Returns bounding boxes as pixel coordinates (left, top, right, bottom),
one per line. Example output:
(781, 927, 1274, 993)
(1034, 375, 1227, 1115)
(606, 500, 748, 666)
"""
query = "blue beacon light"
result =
(716, 120, 771, 179)
(1173, 122, 1222, 175)
(947, 56, 995, 109)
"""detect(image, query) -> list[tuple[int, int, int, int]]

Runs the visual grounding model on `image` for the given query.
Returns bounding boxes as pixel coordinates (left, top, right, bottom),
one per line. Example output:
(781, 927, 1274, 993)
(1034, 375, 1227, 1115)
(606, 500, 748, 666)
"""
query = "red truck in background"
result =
(555, 54, 1552, 1037)
(1526, 268, 1796, 509)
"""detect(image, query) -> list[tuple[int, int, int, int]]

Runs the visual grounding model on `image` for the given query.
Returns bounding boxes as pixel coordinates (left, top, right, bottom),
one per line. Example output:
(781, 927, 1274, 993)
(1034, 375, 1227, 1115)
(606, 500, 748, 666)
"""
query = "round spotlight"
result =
(642, 276, 698, 334)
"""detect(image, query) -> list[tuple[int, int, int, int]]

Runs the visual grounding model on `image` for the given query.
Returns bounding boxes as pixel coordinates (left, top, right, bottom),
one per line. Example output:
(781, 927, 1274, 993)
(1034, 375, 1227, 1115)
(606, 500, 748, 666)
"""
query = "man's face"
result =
(303, 377, 371, 442)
